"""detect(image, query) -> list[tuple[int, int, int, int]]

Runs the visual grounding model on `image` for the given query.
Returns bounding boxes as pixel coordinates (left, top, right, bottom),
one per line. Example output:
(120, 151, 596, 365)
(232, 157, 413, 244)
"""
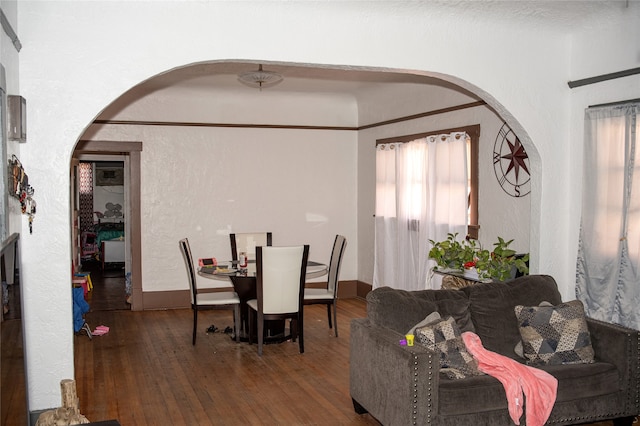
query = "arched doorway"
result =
(70, 60, 536, 306)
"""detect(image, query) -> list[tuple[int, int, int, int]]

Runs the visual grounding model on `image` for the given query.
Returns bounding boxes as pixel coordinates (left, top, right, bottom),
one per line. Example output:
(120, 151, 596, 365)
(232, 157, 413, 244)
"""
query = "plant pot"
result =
(463, 268, 479, 280)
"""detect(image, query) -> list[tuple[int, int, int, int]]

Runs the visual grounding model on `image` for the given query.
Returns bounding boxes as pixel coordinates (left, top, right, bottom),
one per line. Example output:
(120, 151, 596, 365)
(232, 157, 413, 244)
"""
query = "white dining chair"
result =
(229, 232, 272, 263)
(179, 238, 241, 345)
(303, 235, 347, 337)
(247, 245, 309, 356)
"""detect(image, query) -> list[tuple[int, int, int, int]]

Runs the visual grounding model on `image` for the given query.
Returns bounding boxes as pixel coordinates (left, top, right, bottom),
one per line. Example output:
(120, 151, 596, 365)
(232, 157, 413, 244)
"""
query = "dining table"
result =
(198, 259, 328, 342)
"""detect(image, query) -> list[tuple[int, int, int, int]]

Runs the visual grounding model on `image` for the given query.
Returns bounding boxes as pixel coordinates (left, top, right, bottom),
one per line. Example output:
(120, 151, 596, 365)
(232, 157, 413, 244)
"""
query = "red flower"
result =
(464, 261, 476, 269)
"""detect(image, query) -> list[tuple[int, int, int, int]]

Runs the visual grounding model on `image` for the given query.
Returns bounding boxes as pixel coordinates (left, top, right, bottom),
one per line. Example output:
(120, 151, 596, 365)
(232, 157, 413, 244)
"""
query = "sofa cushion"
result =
(461, 275, 562, 358)
(366, 286, 472, 335)
(438, 373, 509, 416)
(437, 361, 619, 416)
(540, 362, 619, 401)
(407, 311, 441, 336)
(414, 316, 484, 380)
(515, 300, 595, 365)
(433, 298, 475, 333)
(366, 287, 438, 334)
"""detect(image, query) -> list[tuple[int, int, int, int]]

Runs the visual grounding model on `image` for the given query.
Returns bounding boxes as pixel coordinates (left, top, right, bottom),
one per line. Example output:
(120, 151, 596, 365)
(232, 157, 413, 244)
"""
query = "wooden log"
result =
(35, 379, 89, 425)
(61, 379, 79, 410)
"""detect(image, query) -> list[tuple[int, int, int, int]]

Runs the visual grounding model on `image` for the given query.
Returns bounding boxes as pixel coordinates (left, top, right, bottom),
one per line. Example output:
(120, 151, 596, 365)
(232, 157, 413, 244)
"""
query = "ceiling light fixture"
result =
(238, 64, 283, 90)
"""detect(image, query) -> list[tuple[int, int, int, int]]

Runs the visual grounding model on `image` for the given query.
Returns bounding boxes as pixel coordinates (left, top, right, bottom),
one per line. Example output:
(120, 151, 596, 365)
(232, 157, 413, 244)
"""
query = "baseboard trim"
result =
(141, 280, 373, 310)
(356, 280, 372, 299)
(30, 409, 43, 426)
(142, 289, 190, 310)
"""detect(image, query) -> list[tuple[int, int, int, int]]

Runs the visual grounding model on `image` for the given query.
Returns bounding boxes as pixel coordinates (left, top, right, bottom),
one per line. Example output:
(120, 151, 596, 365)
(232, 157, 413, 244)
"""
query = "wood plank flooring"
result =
(71, 300, 380, 425)
(82, 260, 130, 312)
(0, 273, 621, 426)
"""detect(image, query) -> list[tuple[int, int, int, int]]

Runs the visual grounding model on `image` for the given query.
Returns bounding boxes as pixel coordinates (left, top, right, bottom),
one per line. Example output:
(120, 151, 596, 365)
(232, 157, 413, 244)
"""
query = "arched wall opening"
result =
(70, 59, 539, 309)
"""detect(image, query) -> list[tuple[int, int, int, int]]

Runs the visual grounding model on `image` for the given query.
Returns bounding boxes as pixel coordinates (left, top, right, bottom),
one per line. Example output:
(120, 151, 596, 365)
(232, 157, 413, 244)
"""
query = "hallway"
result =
(80, 260, 129, 312)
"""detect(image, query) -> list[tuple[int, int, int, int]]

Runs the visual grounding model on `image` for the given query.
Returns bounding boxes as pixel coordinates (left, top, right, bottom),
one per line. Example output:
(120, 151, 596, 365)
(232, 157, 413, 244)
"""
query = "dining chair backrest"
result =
(230, 232, 273, 262)
(256, 245, 309, 315)
(179, 238, 198, 305)
(327, 235, 347, 296)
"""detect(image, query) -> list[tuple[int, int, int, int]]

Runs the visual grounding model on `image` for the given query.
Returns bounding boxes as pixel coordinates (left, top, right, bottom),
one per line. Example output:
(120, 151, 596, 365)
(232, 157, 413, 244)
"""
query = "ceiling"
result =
(123, 62, 451, 99)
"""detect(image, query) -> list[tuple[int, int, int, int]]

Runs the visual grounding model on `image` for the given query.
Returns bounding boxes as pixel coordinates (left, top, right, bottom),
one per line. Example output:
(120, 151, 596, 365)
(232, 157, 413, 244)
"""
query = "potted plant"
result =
(428, 234, 529, 281)
(427, 233, 468, 271)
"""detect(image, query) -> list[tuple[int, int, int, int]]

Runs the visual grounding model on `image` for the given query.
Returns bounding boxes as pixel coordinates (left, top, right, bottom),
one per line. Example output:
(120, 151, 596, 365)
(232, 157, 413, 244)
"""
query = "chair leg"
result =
(257, 313, 264, 356)
(326, 304, 332, 329)
(290, 319, 298, 342)
(233, 305, 241, 343)
(192, 308, 197, 345)
(333, 300, 338, 337)
(298, 312, 304, 354)
(248, 309, 254, 344)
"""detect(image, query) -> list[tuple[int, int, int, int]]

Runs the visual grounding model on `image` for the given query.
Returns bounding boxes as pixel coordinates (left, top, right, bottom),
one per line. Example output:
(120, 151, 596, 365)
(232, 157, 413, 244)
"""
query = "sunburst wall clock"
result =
(493, 123, 531, 197)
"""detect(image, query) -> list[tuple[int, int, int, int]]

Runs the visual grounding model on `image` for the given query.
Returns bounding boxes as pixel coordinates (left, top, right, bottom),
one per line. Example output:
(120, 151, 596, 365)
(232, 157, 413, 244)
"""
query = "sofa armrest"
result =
(350, 318, 440, 426)
(587, 317, 640, 416)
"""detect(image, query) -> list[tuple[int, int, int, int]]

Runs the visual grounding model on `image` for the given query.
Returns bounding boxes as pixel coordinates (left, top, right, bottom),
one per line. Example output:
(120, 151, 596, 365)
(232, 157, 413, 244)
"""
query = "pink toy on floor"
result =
(91, 325, 110, 336)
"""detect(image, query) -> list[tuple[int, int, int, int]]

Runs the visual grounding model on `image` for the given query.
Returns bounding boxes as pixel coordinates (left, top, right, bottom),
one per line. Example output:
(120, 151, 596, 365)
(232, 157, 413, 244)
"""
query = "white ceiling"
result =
(125, 61, 453, 98)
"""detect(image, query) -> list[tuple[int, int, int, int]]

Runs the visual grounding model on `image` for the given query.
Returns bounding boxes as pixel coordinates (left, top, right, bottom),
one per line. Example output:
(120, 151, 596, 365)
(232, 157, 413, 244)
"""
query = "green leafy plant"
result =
(428, 234, 529, 281)
(427, 233, 467, 269)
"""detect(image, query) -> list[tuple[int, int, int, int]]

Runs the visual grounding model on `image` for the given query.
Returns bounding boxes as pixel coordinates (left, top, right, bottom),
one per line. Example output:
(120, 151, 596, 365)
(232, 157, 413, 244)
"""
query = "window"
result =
(576, 102, 639, 329)
(376, 124, 479, 239)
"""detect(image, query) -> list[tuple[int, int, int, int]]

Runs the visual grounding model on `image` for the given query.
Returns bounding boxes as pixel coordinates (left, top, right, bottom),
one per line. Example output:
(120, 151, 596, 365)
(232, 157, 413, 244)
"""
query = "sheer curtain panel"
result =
(576, 102, 639, 330)
(374, 133, 468, 291)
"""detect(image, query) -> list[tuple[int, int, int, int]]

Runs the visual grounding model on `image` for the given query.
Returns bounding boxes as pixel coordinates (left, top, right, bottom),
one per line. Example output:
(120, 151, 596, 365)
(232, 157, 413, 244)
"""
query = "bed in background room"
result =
(94, 222, 125, 269)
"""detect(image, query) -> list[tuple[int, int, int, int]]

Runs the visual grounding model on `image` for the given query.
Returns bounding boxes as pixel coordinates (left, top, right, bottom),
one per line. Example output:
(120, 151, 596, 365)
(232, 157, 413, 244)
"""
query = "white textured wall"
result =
(86, 123, 358, 291)
(93, 186, 124, 220)
(83, 85, 359, 291)
(13, 0, 640, 412)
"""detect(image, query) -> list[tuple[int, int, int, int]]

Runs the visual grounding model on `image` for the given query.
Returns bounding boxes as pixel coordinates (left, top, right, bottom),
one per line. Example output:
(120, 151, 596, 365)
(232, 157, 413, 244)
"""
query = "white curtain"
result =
(374, 132, 469, 291)
(576, 102, 639, 330)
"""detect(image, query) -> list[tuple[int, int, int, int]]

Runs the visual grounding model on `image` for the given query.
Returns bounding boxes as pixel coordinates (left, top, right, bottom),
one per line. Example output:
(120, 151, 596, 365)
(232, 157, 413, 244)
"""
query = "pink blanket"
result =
(461, 332, 557, 426)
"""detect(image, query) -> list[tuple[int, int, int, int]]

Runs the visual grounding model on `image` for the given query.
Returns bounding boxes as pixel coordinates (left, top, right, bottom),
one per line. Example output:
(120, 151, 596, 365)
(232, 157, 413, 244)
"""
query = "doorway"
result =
(72, 140, 143, 311)
(76, 157, 128, 310)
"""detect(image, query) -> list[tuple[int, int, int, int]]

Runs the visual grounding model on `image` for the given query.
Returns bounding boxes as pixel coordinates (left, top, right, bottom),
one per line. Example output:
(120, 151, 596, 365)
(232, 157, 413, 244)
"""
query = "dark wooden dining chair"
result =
(247, 245, 309, 356)
(179, 238, 241, 345)
(229, 232, 272, 263)
(303, 235, 347, 337)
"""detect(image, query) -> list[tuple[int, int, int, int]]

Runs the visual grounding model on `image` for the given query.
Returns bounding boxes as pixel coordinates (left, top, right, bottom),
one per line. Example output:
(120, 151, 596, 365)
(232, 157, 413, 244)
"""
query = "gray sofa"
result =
(350, 275, 639, 425)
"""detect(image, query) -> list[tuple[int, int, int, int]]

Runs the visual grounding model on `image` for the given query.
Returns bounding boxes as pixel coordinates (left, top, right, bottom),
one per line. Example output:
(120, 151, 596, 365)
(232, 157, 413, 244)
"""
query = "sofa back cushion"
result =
(461, 275, 562, 358)
(366, 286, 473, 334)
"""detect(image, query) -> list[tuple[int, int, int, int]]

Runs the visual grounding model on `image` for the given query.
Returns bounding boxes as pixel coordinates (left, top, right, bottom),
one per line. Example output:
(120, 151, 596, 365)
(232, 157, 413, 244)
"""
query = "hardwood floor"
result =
(72, 300, 381, 425)
(81, 260, 130, 312)
(0, 274, 621, 425)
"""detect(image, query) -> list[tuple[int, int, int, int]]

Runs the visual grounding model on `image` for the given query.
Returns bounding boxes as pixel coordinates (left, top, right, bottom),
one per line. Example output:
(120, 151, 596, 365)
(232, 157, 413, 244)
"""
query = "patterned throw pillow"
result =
(514, 300, 595, 366)
(406, 311, 441, 336)
(415, 316, 484, 380)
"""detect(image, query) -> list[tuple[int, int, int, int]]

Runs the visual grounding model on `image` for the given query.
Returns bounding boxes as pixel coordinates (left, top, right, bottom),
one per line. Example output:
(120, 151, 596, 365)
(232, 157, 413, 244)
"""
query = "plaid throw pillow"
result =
(415, 316, 484, 380)
(515, 300, 595, 366)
